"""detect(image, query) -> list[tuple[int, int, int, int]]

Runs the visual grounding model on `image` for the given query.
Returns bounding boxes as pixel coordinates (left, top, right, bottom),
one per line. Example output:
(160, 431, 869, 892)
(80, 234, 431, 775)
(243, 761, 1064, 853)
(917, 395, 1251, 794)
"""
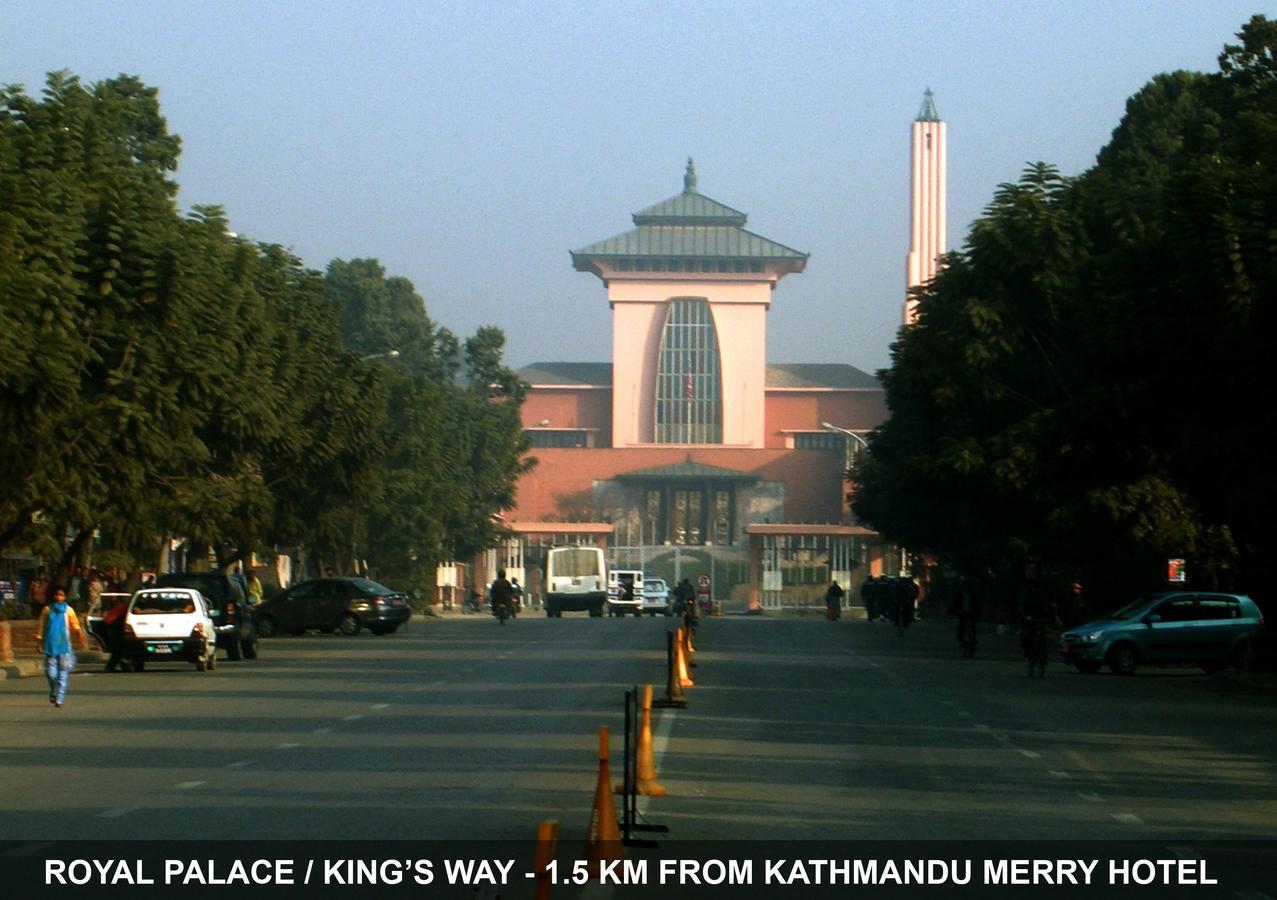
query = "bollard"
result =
(583, 726, 623, 873)
(652, 631, 688, 708)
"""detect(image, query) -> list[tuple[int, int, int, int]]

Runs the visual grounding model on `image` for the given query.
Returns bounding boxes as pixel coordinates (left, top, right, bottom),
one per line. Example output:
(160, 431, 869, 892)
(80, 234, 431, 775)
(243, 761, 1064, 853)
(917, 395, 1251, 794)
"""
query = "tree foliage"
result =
(0, 72, 531, 593)
(855, 17, 1277, 609)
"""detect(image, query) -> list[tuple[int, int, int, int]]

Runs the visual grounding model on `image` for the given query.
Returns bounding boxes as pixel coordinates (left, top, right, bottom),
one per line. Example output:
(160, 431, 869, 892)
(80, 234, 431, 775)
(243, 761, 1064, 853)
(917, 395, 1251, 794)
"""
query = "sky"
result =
(4, 1, 1271, 375)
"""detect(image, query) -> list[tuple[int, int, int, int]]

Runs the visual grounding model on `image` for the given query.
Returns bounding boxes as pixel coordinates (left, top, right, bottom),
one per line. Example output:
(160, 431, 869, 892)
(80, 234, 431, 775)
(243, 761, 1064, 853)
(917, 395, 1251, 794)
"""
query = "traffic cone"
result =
(615, 684, 666, 797)
(653, 631, 688, 708)
(675, 627, 694, 688)
(583, 726, 623, 873)
(534, 819, 559, 900)
(683, 620, 696, 666)
(635, 684, 667, 796)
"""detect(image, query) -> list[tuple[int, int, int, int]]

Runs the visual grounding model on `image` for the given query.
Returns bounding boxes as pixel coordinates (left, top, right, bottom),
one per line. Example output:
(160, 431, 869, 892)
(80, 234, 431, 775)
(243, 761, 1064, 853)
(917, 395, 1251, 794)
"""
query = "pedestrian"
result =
(36, 586, 82, 708)
(949, 578, 979, 658)
(892, 577, 913, 636)
(246, 569, 264, 606)
(29, 568, 49, 617)
(824, 580, 845, 621)
(860, 576, 875, 622)
(103, 593, 130, 672)
(86, 569, 103, 611)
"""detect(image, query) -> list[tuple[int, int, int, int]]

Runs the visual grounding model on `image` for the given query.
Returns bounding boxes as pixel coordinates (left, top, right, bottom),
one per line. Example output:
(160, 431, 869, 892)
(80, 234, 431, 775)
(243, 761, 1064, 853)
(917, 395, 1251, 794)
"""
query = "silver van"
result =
(1060, 592, 1264, 675)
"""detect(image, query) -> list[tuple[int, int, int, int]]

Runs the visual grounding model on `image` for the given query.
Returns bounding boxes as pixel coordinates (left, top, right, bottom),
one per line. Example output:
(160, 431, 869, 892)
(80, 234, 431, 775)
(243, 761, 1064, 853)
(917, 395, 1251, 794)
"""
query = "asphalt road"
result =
(1, 613, 1274, 845)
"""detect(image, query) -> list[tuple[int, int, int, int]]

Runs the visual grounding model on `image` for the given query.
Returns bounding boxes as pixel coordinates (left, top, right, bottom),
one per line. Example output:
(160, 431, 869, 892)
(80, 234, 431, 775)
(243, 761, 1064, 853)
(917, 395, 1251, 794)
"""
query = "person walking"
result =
(36, 586, 83, 707)
(246, 569, 264, 606)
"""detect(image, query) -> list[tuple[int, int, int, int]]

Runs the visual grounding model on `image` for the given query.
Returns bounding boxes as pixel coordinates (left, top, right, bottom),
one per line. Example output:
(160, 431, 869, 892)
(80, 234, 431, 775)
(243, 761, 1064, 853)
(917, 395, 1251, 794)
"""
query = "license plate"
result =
(149, 643, 176, 654)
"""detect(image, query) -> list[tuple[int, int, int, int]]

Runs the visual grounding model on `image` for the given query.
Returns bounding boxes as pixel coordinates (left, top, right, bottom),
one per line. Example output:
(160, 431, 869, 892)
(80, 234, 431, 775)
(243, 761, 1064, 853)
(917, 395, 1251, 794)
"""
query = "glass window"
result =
(654, 298, 722, 444)
(1195, 597, 1240, 620)
(1155, 597, 1198, 622)
(794, 432, 843, 451)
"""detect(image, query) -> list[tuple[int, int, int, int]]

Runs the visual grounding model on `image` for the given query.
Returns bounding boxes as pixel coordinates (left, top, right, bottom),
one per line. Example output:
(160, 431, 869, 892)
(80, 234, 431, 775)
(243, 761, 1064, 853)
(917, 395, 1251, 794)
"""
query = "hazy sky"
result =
(4, 1, 1269, 374)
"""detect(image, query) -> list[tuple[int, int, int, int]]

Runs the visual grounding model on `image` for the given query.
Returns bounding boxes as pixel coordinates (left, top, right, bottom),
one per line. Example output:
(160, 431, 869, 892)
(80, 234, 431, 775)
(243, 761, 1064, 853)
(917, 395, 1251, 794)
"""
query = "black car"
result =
(255, 577, 411, 637)
(155, 572, 259, 660)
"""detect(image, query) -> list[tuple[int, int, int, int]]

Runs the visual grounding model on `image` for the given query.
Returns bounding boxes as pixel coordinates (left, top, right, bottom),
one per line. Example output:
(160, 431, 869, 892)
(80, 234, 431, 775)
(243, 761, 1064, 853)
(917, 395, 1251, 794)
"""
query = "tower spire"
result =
(683, 157, 698, 194)
(916, 88, 939, 122)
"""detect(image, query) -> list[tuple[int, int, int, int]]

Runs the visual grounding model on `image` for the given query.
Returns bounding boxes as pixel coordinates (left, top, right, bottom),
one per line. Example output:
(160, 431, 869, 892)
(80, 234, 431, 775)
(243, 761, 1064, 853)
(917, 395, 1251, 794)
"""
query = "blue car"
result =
(1060, 592, 1264, 675)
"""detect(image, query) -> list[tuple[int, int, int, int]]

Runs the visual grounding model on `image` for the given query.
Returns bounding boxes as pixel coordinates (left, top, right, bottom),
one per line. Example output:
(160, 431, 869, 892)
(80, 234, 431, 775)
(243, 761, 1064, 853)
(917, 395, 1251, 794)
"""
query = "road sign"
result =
(1167, 559, 1186, 583)
(697, 574, 710, 589)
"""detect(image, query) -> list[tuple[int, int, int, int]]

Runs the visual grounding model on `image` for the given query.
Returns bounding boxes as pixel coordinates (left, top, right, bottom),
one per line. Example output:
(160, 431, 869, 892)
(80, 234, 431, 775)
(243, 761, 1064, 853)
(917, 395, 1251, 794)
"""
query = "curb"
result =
(1, 650, 106, 681)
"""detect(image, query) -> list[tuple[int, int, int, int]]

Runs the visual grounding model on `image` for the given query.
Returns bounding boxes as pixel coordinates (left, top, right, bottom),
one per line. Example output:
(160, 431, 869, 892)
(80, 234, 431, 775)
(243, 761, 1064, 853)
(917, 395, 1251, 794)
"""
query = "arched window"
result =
(654, 298, 721, 443)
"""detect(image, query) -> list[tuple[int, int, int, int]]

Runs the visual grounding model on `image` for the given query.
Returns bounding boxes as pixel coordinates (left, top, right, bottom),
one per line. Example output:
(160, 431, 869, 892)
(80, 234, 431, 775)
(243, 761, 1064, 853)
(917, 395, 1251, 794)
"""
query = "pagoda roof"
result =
(571, 159, 808, 268)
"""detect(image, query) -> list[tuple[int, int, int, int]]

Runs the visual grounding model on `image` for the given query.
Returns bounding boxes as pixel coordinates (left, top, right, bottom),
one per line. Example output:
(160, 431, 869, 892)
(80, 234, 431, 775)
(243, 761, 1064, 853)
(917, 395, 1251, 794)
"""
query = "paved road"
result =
(1, 614, 1274, 845)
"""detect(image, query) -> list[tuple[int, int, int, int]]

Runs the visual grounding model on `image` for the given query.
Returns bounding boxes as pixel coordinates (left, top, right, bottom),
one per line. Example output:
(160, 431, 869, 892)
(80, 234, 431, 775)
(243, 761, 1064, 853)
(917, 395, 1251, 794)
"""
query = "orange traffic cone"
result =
(653, 631, 688, 708)
(583, 726, 623, 874)
(683, 621, 696, 666)
(534, 819, 559, 900)
(675, 627, 694, 688)
(635, 684, 667, 796)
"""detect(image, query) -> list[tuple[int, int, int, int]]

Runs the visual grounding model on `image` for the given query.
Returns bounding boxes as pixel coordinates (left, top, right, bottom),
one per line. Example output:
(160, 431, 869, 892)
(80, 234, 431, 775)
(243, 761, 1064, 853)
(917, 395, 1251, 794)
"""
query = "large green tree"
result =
(856, 16, 1277, 609)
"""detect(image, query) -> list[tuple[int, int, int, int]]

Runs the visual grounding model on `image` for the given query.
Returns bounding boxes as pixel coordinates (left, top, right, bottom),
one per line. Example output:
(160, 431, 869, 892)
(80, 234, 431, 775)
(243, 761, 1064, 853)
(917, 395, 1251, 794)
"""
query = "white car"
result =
(123, 588, 217, 672)
(642, 578, 671, 616)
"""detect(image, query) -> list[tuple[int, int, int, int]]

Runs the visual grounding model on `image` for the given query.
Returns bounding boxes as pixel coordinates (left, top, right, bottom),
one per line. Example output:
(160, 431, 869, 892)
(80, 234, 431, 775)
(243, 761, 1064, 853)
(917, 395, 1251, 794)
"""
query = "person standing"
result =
(103, 594, 130, 672)
(246, 569, 264, 606)
(29, 568, 49, 617)
(824, 580, 845, 621)
(36, 586, 82, 707)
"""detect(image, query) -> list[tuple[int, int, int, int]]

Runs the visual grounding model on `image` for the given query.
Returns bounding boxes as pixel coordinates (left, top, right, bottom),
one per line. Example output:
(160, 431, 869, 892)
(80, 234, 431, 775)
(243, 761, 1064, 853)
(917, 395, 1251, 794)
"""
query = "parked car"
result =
(1060, 591, 1264, 675)
(642, 578, 671, 616)
(155, 572, 258, 661)
(122, 588, 217, 672)
(254, 577, 411, 637)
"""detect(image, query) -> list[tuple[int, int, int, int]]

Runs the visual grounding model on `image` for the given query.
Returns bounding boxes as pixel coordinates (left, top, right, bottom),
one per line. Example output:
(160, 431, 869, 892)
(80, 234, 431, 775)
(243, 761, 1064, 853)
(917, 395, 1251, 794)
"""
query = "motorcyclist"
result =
(490, 569, 514, 623)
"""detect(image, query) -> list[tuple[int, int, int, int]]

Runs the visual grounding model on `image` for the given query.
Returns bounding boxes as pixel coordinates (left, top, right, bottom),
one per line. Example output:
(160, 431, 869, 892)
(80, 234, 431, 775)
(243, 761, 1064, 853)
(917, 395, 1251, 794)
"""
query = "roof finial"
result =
(683, 157, 697, 194)
(916, 88, 940, 122)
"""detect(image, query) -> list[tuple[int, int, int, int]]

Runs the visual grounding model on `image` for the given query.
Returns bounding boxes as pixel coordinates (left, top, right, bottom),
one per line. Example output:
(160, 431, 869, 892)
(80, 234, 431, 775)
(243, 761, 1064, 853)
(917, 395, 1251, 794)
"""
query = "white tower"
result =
(904, 89, 946, 325)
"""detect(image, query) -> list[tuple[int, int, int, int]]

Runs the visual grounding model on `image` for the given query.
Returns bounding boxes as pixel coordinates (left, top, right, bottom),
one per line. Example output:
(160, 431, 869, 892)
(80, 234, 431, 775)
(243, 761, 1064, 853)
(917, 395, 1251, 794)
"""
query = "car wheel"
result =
(242, 638, 258, 660)
(385, 624, 400, 634)
(338, 613, 361, 636)
(132, 658, 145, 673)
(368, 625, 386, 636)
(1074, 661, 1101, 674)
(256, 615, 277, 638)
(1106, 643, 1138, 675)
(226, 632, 244, 661)
(1229, 642, 1250, 671)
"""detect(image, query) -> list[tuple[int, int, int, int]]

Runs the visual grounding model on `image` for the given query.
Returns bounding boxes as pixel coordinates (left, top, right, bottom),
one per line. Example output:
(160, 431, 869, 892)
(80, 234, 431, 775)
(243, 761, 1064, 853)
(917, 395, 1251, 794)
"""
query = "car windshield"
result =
(353, 579, 393, 596)
(1100, 595, 1160, 620)
(551, 549, 601, 577)
(131, 592, 198, 614)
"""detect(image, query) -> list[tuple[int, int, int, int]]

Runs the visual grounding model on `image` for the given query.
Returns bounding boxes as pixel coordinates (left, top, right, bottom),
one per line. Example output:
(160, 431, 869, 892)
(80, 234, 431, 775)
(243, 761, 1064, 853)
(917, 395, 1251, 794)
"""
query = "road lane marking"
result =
(312, 727, 332, 735)
(275, 742, 300, 750)
(957, 711, 972, 718)
(1049, 770, 1070, 778)
(97, 809, 134, 819)
(1112, 813, 1143, 826)
(1015, 749, 1040, 759)
(993, 734, 1009, 742)
(174, 781, 205, 790)
(371, 703, 389, 709)
(343, 714, 364, 722)
(1166, 846, 1201, 859)
(1078, 792, 1104, 802)
(226, 760, 252, 768)
(973, 724, 989, 731)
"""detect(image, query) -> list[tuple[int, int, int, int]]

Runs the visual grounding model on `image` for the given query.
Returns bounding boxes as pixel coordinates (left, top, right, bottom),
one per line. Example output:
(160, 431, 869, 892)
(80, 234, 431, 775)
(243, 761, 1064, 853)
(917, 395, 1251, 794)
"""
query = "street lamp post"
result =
(362, 349, 401, 361)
